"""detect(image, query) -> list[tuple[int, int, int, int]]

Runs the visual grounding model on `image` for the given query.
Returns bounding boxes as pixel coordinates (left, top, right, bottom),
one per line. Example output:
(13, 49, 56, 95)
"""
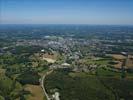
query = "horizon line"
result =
(0, 23, 133, 26)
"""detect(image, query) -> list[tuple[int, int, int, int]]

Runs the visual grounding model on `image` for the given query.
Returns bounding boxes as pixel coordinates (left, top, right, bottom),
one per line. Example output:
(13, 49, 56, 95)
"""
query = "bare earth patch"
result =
(126, 55, 133, 69)
(42, 57, 56, 63)
(111, 54, 126, 60)
(114, 61, 123, 69)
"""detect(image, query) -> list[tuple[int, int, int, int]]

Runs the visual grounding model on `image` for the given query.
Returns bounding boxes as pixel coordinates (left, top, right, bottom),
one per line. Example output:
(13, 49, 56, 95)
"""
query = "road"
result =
(41, 70, 53, 100)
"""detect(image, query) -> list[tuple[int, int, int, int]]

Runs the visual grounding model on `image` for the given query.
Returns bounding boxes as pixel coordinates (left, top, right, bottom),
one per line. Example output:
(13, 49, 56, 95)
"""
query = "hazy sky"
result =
(0, 0, 133, 24)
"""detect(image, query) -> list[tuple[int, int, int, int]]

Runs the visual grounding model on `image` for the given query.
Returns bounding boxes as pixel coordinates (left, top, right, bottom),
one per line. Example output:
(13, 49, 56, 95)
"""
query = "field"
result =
(114, 61, 123, 69)
(41, 53, 58, 63)
(110, 54, 126, 69)
(111, 54, 126, 60)
(79, 57, 111, 66)
(45, 69, 115, 100)
(97, 68, 133, 100)
(0, 69, 5, 75)
(45, 68, 133, 100)
(126, 55, 133, 69)
(42, 57, 56, 63)
(24, 84, 46, 100)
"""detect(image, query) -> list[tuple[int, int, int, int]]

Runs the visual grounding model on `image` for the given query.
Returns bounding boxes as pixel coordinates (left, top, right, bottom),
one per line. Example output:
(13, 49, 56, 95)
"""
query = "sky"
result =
(0, 0, 133, 25)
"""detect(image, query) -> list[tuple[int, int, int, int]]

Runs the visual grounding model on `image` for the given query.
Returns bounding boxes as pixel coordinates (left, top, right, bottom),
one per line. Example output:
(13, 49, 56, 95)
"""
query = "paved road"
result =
(41, 70, 53, 100)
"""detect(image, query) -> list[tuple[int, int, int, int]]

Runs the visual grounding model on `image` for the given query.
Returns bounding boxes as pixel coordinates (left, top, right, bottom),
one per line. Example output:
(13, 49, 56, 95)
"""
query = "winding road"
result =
(41, 70, 53, 100)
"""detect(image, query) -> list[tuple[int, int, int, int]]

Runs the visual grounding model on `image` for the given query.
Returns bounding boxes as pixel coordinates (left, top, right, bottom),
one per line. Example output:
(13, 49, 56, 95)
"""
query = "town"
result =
(0, 25, 133, 100)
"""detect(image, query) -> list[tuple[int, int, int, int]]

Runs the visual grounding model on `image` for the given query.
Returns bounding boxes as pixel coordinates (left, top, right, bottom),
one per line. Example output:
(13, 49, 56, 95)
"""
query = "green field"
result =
(97, 68, 133, 100)
(45, 69, 115, 100)
(45, 69, 133, 100)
